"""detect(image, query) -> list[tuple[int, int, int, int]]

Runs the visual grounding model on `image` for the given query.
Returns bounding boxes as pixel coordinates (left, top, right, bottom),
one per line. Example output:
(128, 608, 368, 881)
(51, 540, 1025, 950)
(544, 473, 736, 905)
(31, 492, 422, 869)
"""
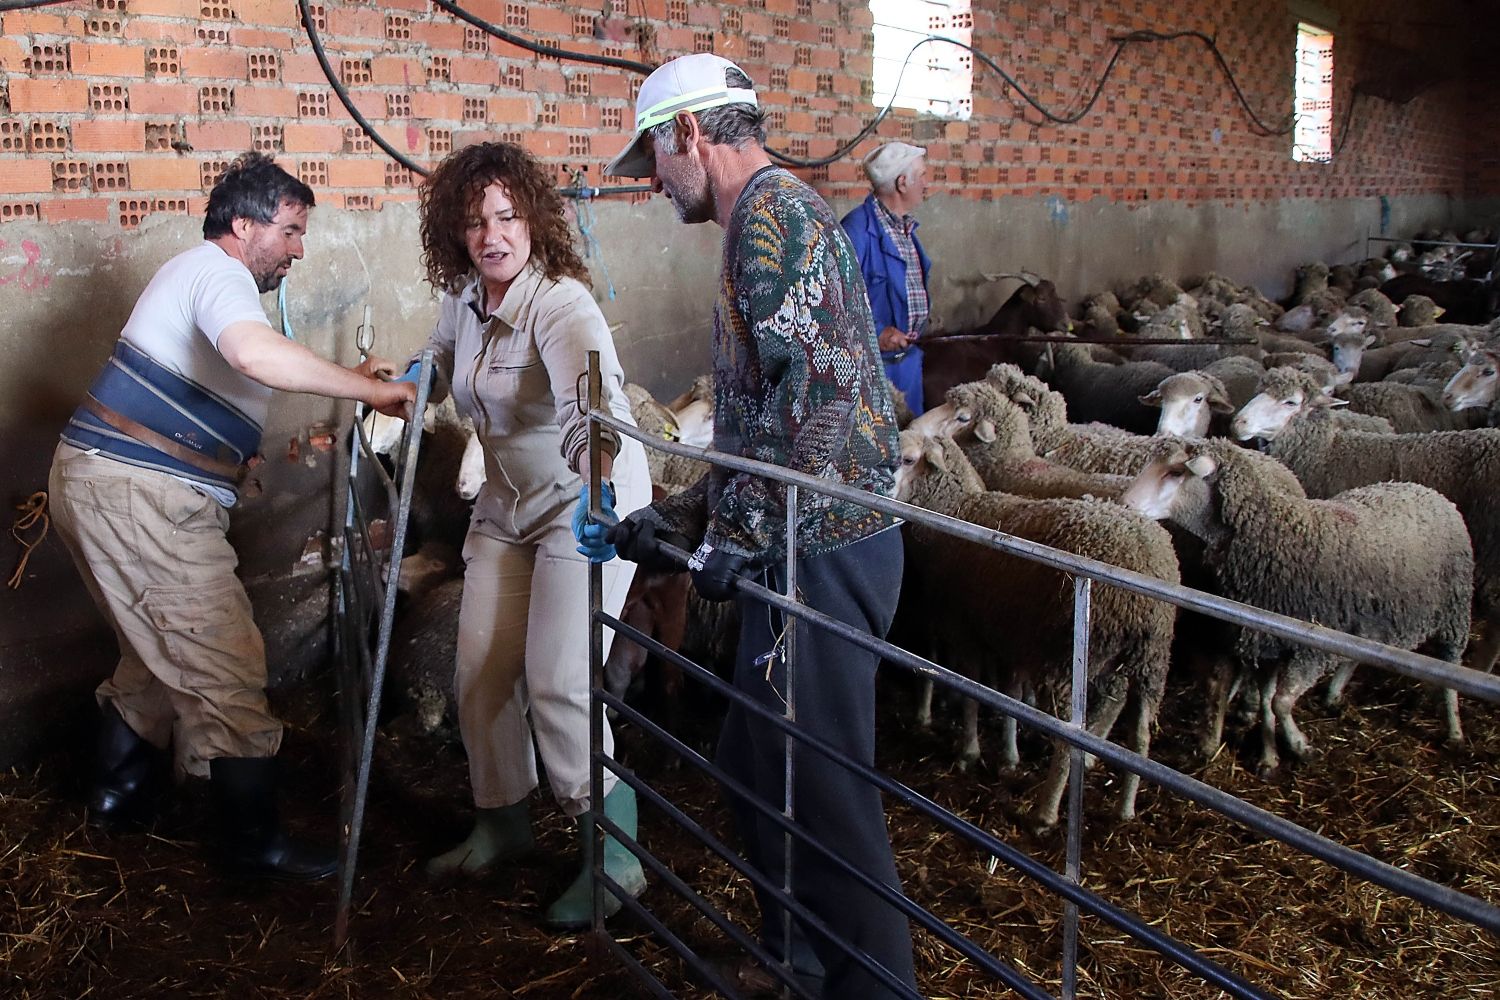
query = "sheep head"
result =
(894, 429, 984, 505)
(1442, 348, 1500, 412)
(982, 363, 1070, 437)
(1121, 446, 1218, 523)
(1142, 372, 1232, 438)
(1284, 354, 1342, 394)
(1232, 367, 1346, 441)
(910, 380, 1036, 455)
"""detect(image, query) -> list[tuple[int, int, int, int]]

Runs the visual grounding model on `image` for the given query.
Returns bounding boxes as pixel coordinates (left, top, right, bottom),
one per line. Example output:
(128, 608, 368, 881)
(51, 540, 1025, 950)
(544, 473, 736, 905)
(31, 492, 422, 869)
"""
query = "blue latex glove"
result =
(572, 481, 617, 562)
(392, 361, 431, 388)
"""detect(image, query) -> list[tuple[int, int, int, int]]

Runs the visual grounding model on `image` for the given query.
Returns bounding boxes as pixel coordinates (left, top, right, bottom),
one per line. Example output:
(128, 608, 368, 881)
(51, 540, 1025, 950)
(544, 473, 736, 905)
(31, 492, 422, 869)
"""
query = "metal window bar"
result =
(581, 356, 1500, 996)
(333, 348, 433, 948)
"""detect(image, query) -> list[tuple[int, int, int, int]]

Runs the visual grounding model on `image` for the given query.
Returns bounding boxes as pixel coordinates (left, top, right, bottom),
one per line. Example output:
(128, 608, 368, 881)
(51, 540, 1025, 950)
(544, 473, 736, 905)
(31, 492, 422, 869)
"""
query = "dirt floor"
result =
(3, 665, 1499, 999)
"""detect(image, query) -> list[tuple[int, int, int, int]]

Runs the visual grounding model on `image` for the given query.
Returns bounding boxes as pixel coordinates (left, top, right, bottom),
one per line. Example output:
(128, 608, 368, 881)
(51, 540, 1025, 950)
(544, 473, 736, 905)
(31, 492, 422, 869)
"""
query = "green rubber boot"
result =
(425, 801, 534, 877)
(544, 783, 647, 929)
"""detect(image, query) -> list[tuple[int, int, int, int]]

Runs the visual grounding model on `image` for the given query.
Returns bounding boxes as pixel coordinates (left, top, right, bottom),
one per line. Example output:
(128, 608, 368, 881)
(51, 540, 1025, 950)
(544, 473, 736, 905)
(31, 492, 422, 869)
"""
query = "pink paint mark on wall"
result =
(0, 239, 53, 291)
(407, 123, 421, 151)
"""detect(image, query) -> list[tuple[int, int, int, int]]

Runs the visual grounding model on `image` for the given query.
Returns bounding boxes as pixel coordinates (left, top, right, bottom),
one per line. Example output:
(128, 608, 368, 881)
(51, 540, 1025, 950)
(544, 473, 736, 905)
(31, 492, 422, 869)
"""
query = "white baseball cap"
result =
(603, 53, 758, 178)
(862, 142, 926, 188)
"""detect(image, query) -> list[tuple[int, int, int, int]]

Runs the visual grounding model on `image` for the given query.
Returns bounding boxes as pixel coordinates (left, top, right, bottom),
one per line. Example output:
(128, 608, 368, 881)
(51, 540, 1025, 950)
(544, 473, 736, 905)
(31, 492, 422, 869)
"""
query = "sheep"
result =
(907, 379, 1133, 500)
(1036, 342, 1176, 434)
(1399, 294, 1446, 327)
(624, 381, 710, 488)
(1442, 348, 1500, 412)
(1353, 326, 1482, 382)
(1202, 354, 1267, 409)
(1242, 368, 1401, 437)
(1233, 384, 1500, 690)
(894, 431, 1180, 826)
(1140, 371, 1233, 438)
(1339, 380, 1484, 433)
(1345, 288, 1398, 329)
(1286, 261, 1330, 307)
(982, 363, 1182, 477)
(1122, 441, 1473, 772)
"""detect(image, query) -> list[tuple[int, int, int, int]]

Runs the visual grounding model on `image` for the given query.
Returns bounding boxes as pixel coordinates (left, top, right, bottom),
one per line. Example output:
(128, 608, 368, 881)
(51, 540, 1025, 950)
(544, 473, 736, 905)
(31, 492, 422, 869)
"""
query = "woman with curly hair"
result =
(392, 141, 650, 927)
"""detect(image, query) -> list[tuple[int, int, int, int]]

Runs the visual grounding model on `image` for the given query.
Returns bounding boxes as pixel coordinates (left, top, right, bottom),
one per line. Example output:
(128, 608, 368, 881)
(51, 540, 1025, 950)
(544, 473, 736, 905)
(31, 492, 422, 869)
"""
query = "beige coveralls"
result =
(423, 263, 649, 816)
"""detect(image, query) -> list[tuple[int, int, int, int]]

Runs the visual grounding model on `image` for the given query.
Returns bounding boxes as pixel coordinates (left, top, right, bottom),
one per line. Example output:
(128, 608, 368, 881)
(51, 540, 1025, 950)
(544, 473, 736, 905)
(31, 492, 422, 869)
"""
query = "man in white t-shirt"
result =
(50, 152, 414, 881)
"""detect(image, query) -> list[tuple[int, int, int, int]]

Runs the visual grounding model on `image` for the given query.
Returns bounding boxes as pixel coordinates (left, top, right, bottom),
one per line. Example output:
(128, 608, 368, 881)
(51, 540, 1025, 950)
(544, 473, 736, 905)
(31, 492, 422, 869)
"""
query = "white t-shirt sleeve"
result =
(193, 255, 272, 349)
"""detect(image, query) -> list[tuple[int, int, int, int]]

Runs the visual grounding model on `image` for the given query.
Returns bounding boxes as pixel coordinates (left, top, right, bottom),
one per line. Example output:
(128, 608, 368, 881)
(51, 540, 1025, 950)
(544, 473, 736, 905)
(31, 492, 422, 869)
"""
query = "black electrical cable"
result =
(297, 0, 429, 176)
(430, 0, 655, 75)
(0, 0, 68, 10)
(1331, 89, 1364, 157)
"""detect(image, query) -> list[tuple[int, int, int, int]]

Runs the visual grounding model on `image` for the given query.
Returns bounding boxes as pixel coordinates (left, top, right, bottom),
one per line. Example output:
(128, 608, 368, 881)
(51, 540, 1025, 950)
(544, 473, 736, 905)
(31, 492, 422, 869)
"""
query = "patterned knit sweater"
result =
(651, 166, 900, 560)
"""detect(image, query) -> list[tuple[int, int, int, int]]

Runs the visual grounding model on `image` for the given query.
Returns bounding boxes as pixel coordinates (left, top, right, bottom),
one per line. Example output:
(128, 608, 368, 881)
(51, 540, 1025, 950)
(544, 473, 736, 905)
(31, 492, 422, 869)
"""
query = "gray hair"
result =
(647, 66, 767, 157)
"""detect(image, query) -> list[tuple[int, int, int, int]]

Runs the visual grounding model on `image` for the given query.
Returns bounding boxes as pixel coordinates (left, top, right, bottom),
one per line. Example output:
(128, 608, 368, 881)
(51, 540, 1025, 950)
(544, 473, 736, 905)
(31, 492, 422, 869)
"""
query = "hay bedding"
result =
(2, 670, 1498, 999)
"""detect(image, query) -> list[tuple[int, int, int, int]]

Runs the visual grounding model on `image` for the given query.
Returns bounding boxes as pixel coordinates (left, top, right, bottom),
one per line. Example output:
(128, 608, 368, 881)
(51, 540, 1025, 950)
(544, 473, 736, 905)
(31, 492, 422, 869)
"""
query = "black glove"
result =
(606, 514, 693, 573)
(687, 542, 751, 603)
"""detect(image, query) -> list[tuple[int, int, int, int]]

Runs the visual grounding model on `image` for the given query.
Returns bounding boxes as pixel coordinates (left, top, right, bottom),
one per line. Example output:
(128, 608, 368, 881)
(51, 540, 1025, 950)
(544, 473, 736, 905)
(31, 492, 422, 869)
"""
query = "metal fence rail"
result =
(580, 355, 1500, 998)
(332, 349, 433, 948)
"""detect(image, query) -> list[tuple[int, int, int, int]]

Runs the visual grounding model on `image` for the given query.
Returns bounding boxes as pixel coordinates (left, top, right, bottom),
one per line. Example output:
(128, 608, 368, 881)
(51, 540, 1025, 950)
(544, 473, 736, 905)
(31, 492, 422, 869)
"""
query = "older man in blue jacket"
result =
(841, 141, 931, 414)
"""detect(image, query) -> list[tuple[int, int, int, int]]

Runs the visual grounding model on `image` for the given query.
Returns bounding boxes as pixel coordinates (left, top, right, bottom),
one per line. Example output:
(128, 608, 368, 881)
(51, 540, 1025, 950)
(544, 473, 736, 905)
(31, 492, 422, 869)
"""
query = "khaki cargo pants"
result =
(49, 444, 282, 778)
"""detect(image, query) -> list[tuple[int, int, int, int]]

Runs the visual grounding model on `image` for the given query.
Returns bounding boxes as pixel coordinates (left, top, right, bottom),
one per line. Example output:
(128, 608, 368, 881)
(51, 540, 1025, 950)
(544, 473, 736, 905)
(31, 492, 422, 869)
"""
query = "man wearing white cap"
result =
(841, 142, 931, 415)
(604, 53, 917, 1000)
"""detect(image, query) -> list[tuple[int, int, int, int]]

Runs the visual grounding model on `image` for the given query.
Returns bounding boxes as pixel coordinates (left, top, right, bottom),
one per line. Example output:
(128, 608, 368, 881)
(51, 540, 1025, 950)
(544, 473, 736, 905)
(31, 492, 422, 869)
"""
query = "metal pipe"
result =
(1062, 576, 1091, 1000)
(930, 333, 1259, 345)
(598, 728, 1018, 1000)
(558, 184, 655, 198)
(688, 576, 1500, 937)
(780, 482, 799, 987)
(586, 351, 606, 936)
(603, 622, 1270, 999)
(593, 796, 820, 1000)
(590, 408, 1500, 705)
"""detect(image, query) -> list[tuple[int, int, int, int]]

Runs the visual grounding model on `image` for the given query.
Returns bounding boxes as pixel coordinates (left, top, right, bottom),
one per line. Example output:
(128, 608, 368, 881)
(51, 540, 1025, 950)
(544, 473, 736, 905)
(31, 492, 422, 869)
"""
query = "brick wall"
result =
(0, 0, 1485, 230)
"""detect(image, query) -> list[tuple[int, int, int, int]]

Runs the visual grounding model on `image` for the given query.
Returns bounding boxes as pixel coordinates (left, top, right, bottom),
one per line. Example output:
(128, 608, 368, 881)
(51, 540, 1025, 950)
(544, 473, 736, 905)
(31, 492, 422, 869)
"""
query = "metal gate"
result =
(332, 349, 434, 948)
(577, 354, 1500, 998)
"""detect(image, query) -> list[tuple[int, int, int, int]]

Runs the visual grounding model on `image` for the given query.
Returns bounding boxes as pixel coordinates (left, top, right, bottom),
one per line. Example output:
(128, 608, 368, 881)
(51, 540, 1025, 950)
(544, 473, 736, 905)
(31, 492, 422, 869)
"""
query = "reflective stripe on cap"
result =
(635, 85, 759, 133)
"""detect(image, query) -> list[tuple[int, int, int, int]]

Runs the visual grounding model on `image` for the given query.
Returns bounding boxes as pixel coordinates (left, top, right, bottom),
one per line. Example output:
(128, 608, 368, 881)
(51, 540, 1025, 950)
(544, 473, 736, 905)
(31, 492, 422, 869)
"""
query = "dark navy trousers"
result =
(716, 526, 916, 999)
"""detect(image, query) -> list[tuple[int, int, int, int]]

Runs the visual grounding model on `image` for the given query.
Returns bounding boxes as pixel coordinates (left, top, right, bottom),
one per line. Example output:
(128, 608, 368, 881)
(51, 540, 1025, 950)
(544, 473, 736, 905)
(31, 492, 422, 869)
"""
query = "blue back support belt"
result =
(61, 339, 263, 492)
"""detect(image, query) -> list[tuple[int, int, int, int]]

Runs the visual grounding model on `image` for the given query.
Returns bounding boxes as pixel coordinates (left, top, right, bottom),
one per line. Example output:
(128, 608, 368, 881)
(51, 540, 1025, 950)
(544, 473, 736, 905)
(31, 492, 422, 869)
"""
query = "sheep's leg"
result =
(1257, 669, 1282, 776)
(1323, 661, 1357, 708)
(1463, 616, 1500, 677)
(1199, 657, 1236, 760)
(1443, 687, 1463, 745)
(996, 676, 1024, 773)
(1030, 683, 1130, 831)
(1271, 657, 1331, 762)
(1118, 695, 1153, 822)
(916, 677, 935, 730)
(957, 697, 981, 770)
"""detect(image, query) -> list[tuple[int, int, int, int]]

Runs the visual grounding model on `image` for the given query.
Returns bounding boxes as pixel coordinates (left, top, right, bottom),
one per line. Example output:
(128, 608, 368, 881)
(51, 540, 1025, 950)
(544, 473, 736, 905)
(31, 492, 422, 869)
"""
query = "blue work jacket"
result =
(841, 194, 932, 413)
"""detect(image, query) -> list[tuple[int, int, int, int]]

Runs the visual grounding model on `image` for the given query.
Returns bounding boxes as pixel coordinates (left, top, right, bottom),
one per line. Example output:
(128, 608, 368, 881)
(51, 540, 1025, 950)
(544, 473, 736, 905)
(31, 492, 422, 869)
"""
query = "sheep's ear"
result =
(1410, 338, 1433, 348)
(974, 418, 997, 443)
(921, 439, 948, 472)
(1139, 389, 1163, 408)
(1363, 334, 1377, 348)
(1013, 391, 1036, 409)
(1185, 454, 1217, 478)
(1433, 305, 1446, 319)
(1208, 384, 1235, 413)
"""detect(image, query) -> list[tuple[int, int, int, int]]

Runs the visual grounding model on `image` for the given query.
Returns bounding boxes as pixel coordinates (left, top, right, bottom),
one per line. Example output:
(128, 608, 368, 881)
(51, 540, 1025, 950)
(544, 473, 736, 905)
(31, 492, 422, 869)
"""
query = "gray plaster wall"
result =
(0, 189, 1484, 764)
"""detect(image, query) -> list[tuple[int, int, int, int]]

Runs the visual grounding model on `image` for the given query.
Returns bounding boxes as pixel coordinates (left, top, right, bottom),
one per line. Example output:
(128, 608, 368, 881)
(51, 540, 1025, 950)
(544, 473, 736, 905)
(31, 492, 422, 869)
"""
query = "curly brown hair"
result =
(418, 142, 590, 292)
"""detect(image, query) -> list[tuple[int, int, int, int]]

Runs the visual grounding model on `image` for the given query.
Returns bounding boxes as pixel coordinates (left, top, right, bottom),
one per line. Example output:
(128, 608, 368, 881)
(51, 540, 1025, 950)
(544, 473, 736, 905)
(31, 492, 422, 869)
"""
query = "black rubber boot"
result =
(89, 702, 161, 828)
(208, 756, 338, 882)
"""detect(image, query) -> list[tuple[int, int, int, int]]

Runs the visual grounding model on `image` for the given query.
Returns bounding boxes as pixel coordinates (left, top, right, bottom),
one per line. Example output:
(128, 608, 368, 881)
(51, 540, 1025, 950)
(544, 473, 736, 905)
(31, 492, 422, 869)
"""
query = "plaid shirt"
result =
(874, 198, 929, 336)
